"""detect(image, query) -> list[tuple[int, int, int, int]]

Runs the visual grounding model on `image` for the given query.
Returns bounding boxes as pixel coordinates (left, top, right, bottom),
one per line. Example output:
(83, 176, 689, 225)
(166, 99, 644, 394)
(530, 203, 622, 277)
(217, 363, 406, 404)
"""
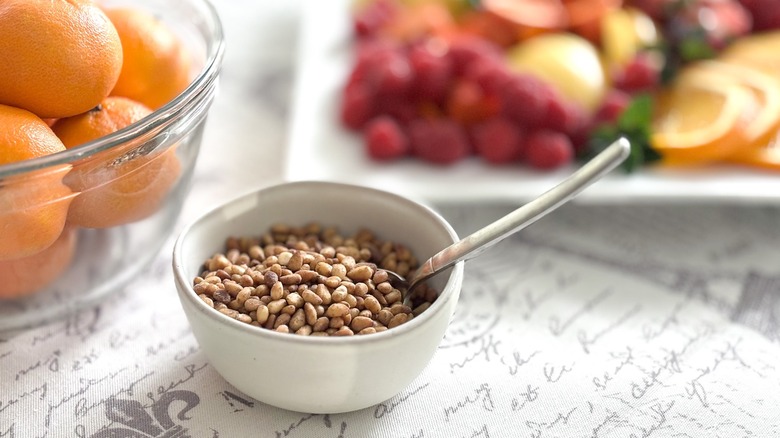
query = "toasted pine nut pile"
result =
(192, 223, 438, 336)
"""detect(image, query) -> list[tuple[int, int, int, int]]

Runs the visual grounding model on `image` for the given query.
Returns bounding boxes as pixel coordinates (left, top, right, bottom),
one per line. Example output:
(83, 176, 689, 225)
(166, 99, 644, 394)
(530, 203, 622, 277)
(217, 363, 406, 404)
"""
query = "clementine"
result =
(0, 227, 77, 299)
(0, 0, 123, 118)
(105, 7, 193, 110)
(52, 97, 182, 228)
(0, 104, 74, 260)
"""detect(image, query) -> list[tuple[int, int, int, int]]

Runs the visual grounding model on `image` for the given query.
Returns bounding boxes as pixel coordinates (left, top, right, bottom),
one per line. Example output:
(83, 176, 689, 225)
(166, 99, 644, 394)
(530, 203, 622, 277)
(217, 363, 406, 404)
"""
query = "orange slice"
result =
(679, 61, 780, 152)
(724, 136, 780, 171)
(720, 30, 780, 74)
(651, 80, 755, 165)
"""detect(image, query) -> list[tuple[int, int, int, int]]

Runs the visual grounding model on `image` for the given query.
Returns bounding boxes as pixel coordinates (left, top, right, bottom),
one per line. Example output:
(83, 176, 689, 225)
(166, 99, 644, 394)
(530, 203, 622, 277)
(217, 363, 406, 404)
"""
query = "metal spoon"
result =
(386, 137, 631, 300)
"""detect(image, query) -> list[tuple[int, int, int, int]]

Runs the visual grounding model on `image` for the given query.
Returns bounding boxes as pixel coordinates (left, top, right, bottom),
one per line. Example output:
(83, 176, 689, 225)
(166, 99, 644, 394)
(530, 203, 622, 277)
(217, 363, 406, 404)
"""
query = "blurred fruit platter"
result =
(286, 0, 780, 204)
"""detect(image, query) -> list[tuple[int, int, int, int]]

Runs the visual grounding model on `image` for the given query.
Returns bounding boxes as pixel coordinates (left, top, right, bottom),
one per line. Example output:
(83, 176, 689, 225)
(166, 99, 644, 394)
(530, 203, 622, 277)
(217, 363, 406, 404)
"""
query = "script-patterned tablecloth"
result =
(2, 0, 780, 436)
(3, 203, 780, 437)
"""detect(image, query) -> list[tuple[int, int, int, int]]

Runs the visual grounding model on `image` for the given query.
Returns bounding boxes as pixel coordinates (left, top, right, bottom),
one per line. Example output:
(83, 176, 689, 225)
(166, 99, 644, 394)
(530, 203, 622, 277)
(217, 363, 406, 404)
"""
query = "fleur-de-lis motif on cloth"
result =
(91, 390, 200, 438)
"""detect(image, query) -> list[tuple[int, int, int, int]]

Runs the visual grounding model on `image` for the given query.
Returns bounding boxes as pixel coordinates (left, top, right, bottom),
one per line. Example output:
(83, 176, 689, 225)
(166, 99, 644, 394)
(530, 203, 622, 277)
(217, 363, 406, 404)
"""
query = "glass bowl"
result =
(0, 0, 224, 331)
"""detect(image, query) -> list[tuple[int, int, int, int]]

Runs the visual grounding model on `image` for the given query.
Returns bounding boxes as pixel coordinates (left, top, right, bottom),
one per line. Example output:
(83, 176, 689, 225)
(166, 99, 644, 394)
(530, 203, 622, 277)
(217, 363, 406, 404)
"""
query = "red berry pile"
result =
(340, 35, 586, 170)
(342, 0, 780, 172)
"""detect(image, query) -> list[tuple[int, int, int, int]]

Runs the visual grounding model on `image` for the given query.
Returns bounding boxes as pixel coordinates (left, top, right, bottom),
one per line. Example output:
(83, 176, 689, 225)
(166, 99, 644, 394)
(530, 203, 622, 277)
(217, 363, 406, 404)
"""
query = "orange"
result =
(0, 0, 123, 118)
(105, 7, 193, 110)
(650, 80, 754, 165)
(0, 104, 74, 260)
(52, 96, 182, 228)
(53, 97, 154, 147)
(0, 227, 77, 299)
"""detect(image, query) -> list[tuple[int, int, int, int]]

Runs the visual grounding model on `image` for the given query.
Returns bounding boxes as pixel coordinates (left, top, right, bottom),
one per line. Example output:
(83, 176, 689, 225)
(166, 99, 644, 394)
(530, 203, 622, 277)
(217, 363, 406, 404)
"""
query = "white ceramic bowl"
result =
(172, 181, 464, 413)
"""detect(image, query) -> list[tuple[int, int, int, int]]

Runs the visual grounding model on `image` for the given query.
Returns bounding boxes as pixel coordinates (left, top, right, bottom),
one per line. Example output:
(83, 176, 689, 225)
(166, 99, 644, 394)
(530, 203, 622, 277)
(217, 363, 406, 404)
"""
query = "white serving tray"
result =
(285, 0, 780, 205)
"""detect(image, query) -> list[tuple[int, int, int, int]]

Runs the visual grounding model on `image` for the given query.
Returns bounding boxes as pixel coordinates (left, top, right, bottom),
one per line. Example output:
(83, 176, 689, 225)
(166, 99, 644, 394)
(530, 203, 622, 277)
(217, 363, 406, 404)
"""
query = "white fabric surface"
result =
(3, 1, 780, 436)
(3, 204, 780, 437)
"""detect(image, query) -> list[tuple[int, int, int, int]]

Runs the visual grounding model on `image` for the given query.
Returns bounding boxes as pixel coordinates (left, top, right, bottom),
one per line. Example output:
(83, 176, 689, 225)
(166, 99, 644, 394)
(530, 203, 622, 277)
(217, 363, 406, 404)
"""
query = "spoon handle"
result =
(413, 137, 631, 286)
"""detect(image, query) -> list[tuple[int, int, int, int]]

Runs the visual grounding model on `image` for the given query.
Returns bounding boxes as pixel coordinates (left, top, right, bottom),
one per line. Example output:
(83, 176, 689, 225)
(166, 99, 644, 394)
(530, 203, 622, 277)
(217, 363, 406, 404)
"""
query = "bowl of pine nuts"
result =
(172, 181, 464, 413)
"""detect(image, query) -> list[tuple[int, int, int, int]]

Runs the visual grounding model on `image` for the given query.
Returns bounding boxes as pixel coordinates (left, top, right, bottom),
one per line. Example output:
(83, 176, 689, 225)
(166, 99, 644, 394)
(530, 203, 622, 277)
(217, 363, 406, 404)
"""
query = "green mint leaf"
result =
(584, 94, 661, 173)
(617, 94, 653, 132)
(678, 33, 717, 61)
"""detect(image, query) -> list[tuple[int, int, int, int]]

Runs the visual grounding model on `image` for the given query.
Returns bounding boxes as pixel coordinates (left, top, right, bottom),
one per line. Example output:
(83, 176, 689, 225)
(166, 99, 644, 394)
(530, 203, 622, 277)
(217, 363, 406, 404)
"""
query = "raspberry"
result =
(341, 81, 375, 130)
(470, 117, 525, 164)
(446, 35, 503, 77)
(355, 38, 399, 62)
(349, 40, 399, 88)
(364, 116, 410, 161)
(535, 87, 572, 132)
(369, 49, 413, 97)
(463, 58, 513, 94)
(562, 101, 594, 156)
(500, 74, 550, 127)
(568, 120, 594, 157)
(348, 43, 413, 99)
(408, 118, 471, 165)
(408, 40, 452, 102)
(524, 130, 574, 170)
(560, 101, 588, 140)
(375, 95, 418, 125)
(613, 52, 662, 94)
(594, 89, 631, 125)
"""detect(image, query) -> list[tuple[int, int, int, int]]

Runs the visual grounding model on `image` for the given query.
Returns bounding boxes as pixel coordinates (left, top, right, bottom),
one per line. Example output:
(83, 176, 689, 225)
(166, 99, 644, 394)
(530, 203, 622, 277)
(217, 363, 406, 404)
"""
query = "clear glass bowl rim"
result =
(0, 0, 225, 179)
